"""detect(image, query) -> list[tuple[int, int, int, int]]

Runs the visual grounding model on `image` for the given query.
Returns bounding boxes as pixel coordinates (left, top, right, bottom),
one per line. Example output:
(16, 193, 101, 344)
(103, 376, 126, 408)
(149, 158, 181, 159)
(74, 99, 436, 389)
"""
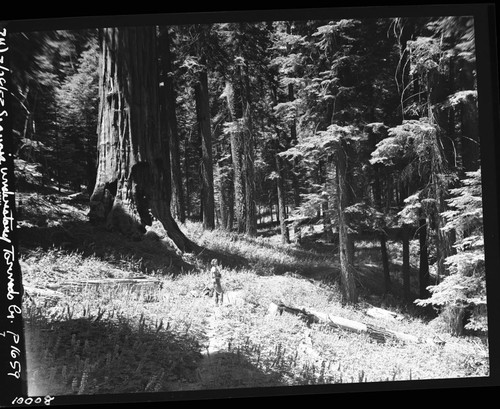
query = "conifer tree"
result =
(416, 169, 485, 334)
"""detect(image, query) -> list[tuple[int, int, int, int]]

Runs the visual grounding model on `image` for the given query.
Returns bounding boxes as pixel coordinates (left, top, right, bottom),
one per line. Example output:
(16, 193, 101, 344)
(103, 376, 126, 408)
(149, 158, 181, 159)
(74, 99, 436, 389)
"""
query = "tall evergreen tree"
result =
(158, 27, 186, 224)
(218, 22, 271, 235)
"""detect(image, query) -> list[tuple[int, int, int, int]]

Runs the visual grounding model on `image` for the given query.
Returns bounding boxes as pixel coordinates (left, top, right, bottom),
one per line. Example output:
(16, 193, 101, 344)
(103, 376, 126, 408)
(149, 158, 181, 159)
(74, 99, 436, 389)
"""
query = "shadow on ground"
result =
(15, 189, 195, 275)
(16, 190, 253, 275)
(24, 309, 284, 396)
(194, 247, 250, 271)
(16, 220, 194, 275)
(193, 350, 284, 390)
(24, 312, 204, 396)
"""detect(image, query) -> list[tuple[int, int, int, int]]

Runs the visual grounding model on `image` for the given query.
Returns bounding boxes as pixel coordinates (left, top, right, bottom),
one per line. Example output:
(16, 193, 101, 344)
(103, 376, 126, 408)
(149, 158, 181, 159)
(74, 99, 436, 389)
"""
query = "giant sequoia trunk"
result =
(89, 27, 197, 253)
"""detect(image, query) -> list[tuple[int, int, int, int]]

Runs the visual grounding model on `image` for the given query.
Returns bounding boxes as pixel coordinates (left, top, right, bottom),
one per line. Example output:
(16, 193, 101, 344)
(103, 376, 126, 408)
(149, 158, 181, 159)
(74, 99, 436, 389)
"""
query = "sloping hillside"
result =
(18, 189, 489, 395)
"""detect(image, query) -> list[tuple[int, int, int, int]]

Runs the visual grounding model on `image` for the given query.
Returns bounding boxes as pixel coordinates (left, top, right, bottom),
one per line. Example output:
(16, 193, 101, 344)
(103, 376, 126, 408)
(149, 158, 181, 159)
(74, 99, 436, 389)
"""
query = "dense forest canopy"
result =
(9, 14, 485, 334)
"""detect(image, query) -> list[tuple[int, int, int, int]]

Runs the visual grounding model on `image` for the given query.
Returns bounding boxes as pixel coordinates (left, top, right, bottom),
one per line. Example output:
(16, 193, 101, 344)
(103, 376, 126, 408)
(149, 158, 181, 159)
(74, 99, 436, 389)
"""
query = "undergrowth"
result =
(18, 193, 490, 396)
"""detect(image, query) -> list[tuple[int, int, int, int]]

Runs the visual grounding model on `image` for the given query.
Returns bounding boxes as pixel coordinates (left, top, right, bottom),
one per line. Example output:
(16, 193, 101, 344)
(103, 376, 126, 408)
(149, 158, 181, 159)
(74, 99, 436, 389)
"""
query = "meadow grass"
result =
(19, 194, 490, 395)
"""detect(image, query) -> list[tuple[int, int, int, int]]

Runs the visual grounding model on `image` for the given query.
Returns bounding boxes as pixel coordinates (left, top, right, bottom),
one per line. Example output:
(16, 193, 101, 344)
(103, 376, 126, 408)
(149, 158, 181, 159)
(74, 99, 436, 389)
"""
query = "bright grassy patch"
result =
(21, 213, 489, 395)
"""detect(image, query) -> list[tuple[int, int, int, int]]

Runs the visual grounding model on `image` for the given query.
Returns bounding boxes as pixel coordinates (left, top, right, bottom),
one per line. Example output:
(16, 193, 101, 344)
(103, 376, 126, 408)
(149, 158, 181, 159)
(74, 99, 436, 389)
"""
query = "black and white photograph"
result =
(0, 3, 499, 406)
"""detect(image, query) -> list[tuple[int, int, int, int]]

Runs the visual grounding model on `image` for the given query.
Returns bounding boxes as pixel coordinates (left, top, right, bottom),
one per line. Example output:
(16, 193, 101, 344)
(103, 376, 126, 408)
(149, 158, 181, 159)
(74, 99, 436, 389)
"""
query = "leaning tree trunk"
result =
(89, 26, 197, 253)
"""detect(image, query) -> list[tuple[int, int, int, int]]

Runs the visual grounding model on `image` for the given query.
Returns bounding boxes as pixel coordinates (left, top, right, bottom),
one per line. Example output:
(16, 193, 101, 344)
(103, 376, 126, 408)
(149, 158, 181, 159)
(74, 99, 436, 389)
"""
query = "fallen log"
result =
(24, 285, 65, 301)
(364, 306, 404, 322)
(268, 302, 444, 346)
(56, 277, 163, 296)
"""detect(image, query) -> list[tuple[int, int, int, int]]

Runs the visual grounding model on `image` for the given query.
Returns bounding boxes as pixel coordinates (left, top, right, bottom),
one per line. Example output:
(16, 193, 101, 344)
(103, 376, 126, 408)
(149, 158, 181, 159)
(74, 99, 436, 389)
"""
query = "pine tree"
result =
(10, 30, 98, 191)
(281, 124, 360, 303)
(217, 22, 271, 235)
(56, 32, 99, 192)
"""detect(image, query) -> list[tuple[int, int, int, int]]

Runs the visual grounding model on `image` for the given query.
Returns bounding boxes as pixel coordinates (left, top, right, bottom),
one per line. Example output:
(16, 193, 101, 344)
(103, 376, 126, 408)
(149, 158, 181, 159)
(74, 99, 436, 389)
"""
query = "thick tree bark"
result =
(243, 122, 257, 236)
(89, 27, 197, 253)
(159, 28, 185, 223)
(217, 155, 234, 231)
(225, 70, 256, 236)
(195, 66, 215, 230)
(336, 144, 357, 304)
(225, 81, 246, 233)
(230, 131, 246, 233)
(242, 69, 257, 236)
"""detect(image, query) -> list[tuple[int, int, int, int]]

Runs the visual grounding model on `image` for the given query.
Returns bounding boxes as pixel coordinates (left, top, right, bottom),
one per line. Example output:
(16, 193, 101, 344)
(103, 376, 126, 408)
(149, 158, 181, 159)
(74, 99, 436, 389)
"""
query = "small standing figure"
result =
(211, 259, 224, 306)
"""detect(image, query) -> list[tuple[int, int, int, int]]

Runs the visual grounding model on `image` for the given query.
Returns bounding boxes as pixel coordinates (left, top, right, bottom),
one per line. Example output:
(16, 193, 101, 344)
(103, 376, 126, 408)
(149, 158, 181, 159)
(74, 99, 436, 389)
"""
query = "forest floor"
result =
(15, 185, 490, 397)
